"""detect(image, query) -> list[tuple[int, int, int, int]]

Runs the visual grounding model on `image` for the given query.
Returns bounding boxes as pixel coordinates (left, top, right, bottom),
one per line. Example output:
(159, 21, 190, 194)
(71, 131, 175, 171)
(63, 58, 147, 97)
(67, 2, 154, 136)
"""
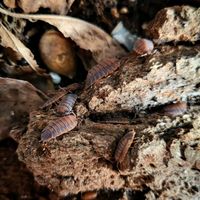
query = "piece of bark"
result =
(16, 106, 200, 198)
(0, 138, 52, 199)
(17, 111, 133, 196)
(84, 46, 200, 113)
(0, 77, 45, 140)
(144, 6, 200, 43)
(16, 46, 200, 199)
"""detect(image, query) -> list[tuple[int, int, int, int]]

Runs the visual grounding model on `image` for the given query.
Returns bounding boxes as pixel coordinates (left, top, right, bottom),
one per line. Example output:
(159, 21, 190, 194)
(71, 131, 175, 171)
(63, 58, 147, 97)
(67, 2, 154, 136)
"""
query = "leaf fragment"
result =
(0, 7, 126, 65)
(0, 21, 42, 73)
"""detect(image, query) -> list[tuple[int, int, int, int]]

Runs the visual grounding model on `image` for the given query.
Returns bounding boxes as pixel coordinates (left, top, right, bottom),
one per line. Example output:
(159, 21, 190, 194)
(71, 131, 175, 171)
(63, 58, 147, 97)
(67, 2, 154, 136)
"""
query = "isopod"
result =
(114, 130, 135, 164)
(40, 90, 66, 109)
(61, 82, 81, 93)
(133, 38, 154, 55)
(85, 58, 120, 89)
(40, 83, 81, 109)
(81, 191, 97, 200)
(56, 93, 77, 116)
(162, 101, 187, 117)
(41, 114, 77, 141)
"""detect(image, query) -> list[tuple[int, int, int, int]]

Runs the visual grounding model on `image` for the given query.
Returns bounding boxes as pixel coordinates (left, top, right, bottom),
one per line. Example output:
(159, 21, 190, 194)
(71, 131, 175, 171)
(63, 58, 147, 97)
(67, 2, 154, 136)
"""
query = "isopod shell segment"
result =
(41, 114, 77, 141)
(85, 58, 120, 89)
(133, 38, 154, 55)
(162, 101, 187, 117)
(114, 130, 136, 164)
(40, 83, 81, 109)
(56, 93, 77, 116)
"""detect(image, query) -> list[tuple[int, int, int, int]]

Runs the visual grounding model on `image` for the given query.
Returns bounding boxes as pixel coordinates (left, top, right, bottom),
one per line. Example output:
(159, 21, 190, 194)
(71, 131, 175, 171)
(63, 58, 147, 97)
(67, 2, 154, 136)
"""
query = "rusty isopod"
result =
(56, 93, 77, 116)
(133, 38, 154, 55)
(41, 114, 77, 141)
(114, 130, 136, 164)
(162, 101, 187, 117)
(85, 58, 120, 89)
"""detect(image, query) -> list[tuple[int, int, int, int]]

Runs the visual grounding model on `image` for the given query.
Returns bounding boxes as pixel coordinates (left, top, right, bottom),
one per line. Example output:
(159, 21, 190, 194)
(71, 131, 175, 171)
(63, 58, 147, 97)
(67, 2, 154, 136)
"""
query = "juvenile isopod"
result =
(85, 58, 120, 89)
(41, 114, 77, 141)
(56, 93, 77, 116)
(133, 38, 154, 55)
(40, 83, 81, 109)
(162, 101, 187, 117)
(114, 130, 135, 164)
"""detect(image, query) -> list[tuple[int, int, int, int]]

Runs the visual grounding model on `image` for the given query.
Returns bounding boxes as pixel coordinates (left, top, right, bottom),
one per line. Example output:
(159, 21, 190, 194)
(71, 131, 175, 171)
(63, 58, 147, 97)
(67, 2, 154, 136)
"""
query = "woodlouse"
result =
(133, 38, 154, 55)
(85, 58, 120, 89)
(114, 130, 135, 164)
(162, 101, 187, 116)
(40, 83, 81, 109)
(56, 93, 77, 116)
(81, 191, 97, 200)
(41, 114, 77, 141)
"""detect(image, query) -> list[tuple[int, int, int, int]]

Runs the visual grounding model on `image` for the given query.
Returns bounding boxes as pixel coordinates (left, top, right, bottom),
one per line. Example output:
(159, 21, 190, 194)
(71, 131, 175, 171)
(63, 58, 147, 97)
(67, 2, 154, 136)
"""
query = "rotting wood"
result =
(16, 45, 200, 198)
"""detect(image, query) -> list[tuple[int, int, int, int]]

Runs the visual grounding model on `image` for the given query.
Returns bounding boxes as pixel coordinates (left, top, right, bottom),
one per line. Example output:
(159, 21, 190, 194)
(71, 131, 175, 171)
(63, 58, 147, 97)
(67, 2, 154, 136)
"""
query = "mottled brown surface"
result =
(145, 6, 200, 44)
(1, 3, 200, 200)
(16, 44, 200, 199)
(85, 46, 200, 113)
(17, 112, 132, 196)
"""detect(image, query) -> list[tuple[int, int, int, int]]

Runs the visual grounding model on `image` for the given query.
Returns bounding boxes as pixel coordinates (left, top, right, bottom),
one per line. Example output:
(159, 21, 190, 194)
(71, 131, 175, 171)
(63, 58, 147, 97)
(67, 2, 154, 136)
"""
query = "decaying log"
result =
(9, 5, 200, 199)
(84, 46, 200, 113)
(144, 6, 200, 44)
(16, 44, 200, 199)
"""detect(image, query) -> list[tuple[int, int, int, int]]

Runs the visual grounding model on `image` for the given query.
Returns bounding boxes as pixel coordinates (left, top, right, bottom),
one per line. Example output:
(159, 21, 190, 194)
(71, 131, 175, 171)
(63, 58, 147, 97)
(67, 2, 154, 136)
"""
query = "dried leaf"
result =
(0, 7, 126, 65)
(0, 77, 46, 140)
(0, 21, 42, 73)
(18, 0, 75, 15)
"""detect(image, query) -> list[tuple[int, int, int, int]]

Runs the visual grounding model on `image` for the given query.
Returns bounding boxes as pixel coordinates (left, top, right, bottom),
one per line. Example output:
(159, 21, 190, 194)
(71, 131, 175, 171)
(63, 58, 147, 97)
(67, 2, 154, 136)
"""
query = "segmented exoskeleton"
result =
(133, 38, 154, 55)
(162, 101, 187, 116)
(41, 114, 77, 141)
(114, 130, 135, 164)
(85, 58, 120, 89)
(56, 93, 77, 116)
